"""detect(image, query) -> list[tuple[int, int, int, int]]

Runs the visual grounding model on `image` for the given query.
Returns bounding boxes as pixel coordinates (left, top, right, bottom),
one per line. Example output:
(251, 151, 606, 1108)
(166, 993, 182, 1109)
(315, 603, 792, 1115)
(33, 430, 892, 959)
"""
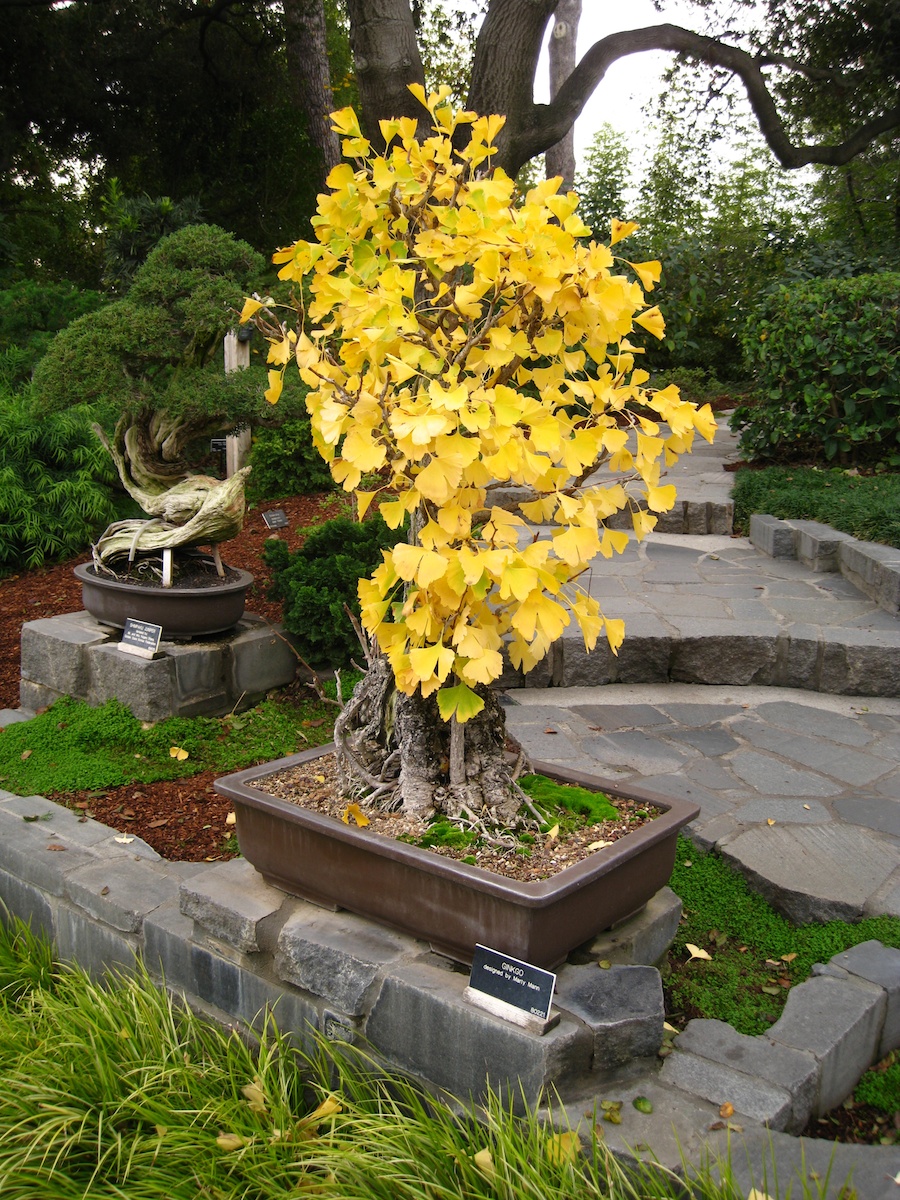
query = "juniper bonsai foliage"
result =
(253, 92, 716, 833)
(31, 224, 303, 569)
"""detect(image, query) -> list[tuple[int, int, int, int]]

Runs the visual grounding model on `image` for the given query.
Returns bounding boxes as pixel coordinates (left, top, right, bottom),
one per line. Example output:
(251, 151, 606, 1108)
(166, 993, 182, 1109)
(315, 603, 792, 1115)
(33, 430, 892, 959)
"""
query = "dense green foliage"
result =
(247, 417, 336, 501)
(667, 838, 900, 1036)
(0, 392, 118, 570)
(264, 517, 403, 668)
(731, 465, 900, 547)
(735, 272, 900, 464)
(0, 918, 754, 1200)
(0, 278, 103, 387)
(0, 695, 336, 797)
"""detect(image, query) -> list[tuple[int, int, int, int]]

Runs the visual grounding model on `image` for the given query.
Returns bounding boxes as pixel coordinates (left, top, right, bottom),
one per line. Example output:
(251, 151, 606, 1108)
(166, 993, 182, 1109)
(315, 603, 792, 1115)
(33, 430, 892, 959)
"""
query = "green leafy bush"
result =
(0, 278, 103, 387)
(0, 392, 118, 569)
(731, 465, 900, 548)
(264, 516, 404, 668)
(735, 272, 900, 464)
(247, 415, 334, 500)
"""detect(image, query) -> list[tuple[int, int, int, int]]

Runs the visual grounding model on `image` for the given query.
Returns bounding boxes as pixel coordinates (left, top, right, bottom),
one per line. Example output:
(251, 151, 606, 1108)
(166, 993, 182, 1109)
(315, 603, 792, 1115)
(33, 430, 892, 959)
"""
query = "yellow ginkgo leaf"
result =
(169, 746, 189, 761)
(545, 1131, 580, 1166)
(341, 803, 370, 828)
(239, 296, 265, 323)
(587, 839, 612, 851)
(546, 824, 560, 841)
(473, 1148, 495, 1178)
(241, 1080, 266, 1109)
(686, 944, 712, 962)
(216, 1133, 252, 1152)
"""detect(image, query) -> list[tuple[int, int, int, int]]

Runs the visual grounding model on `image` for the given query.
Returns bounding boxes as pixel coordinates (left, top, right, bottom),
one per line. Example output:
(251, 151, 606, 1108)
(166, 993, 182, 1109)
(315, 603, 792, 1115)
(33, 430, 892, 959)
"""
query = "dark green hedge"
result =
(734, 272, 900, 465)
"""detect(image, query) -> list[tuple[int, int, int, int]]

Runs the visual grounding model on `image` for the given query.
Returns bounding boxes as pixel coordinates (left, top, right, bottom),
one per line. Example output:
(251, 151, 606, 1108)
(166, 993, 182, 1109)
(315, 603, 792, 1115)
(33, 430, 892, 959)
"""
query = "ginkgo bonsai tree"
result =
(248, 87, 716, 831)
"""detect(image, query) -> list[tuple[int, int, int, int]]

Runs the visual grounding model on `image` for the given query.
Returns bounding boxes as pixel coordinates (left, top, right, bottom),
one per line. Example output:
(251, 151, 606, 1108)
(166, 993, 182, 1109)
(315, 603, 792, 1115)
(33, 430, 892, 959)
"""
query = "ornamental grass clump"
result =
(248, 88, 716, 835)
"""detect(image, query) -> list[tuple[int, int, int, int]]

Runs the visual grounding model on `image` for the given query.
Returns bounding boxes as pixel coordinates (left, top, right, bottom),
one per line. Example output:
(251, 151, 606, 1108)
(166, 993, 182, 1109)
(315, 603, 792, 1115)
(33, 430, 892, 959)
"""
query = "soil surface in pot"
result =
(82, 559, 245, 589)
(251, 752, 660, 884)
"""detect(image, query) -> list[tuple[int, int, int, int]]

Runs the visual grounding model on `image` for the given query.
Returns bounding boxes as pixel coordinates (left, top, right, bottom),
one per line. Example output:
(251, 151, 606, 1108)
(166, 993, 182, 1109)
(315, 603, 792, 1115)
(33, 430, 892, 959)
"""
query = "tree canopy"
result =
(343, 0, 899, 179)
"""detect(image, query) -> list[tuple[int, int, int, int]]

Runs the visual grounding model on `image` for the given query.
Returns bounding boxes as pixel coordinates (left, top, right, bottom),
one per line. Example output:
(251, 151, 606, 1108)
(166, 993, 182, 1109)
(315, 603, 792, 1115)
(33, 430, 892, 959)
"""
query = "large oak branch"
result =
(488, 21, 900, 176)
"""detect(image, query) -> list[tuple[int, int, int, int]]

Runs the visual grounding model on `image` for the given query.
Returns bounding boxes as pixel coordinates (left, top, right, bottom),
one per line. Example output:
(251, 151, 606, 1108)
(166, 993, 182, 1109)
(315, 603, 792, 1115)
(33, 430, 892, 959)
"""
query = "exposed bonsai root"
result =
(333, 656, 525, 827)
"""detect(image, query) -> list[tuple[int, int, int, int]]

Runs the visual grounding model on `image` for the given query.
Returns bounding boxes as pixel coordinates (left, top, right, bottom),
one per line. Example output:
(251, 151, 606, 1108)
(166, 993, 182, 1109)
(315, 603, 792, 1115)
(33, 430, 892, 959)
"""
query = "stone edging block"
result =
(750, 513, 900, 616)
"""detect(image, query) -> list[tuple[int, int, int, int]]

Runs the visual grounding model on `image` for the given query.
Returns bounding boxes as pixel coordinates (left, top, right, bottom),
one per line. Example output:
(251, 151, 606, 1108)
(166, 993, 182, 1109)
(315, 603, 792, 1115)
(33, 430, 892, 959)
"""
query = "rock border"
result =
(0, 784, 897, 1195)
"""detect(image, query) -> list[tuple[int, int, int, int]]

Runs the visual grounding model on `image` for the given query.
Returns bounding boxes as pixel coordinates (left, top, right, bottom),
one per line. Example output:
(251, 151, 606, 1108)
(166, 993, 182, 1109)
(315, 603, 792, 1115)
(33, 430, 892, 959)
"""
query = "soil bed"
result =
(252, 753, 659, 883)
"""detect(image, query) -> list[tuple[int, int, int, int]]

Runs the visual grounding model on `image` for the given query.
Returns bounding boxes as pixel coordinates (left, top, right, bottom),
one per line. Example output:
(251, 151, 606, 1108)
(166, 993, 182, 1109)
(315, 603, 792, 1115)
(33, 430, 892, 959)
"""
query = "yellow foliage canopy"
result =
(254, 87, 716, 722)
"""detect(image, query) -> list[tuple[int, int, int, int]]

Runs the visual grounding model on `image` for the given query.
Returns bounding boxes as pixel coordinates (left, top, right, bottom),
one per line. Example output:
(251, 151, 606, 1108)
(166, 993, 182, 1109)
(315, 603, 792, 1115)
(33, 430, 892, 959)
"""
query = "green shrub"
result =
(0, 278, 104, 387)
(247, 416, 334, 500)
(264, 516, 404, 668)
(731, 465, 900, 547)
(735, 272, 900, 464)
(0, 391, 118, 569)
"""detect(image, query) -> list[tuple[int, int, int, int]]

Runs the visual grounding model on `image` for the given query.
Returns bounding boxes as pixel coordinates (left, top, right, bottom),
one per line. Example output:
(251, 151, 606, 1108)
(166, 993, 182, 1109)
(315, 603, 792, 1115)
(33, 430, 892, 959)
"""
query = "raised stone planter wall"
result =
(1, 787, 898, 1192)
(19, 612, 299, 720)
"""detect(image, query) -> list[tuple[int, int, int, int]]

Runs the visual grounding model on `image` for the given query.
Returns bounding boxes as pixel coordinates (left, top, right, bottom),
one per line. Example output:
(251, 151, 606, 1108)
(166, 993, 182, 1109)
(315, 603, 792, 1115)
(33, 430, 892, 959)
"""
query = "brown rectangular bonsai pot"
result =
(214, 745, 699, 969)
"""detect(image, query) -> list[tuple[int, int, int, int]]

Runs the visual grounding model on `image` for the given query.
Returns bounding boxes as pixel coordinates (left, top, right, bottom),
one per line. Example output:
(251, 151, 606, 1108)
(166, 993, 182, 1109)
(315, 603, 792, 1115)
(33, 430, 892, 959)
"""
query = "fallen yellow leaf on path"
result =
(686, 943, 712, 962)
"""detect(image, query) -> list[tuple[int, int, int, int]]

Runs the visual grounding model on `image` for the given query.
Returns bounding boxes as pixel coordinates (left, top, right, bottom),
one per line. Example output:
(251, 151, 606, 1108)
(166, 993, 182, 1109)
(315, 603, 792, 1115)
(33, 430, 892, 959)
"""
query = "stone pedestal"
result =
(20, 611, 298, 721)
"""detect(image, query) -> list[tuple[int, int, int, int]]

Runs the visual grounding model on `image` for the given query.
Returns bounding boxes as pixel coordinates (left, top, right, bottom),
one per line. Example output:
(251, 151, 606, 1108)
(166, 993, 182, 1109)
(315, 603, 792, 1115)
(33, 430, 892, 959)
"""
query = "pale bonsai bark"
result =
(333, 656, 521, 823)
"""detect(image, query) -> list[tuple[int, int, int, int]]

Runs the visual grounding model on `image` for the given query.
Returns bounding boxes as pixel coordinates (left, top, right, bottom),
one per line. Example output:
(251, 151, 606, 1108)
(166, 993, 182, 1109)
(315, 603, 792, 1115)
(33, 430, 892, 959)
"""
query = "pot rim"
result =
(215, 743, 700, 906)
(74, 560, 254, 598)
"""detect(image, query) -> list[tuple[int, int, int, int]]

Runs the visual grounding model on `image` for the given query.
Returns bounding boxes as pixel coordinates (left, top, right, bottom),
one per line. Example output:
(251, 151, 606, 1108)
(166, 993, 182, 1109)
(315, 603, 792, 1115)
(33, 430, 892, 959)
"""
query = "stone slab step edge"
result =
(751, 514, 900, 616)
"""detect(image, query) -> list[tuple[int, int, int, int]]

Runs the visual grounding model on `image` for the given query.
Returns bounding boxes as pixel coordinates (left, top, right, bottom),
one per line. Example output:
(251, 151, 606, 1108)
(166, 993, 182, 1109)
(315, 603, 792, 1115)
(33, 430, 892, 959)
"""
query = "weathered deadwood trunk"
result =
(333, 656, 521, 824)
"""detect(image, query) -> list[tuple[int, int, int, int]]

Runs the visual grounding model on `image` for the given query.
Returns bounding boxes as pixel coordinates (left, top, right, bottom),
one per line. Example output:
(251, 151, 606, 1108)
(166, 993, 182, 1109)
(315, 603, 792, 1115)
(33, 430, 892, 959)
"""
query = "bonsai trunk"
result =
(333, 657, 522, 825)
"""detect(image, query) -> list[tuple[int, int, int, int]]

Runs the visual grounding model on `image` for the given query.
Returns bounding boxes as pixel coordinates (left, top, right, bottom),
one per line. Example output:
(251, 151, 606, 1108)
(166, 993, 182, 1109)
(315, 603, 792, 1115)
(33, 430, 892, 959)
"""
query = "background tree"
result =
(575, 124, 632, 239)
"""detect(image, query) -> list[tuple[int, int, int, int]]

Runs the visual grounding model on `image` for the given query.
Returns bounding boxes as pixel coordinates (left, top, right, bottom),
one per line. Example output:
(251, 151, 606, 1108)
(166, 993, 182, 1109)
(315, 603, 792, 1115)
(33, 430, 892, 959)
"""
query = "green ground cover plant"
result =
(731, 465, 900, 547)
(0, 917, 823, 1199)
(0, 692, 340, 796)
(667, 837, 900, 1039)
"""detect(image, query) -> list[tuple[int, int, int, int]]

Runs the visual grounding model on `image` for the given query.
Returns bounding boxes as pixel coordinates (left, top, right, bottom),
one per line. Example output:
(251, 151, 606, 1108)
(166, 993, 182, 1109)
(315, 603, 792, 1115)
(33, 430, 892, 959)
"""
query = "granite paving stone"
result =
(731, 798, 832, 825)
(727, 750, 842, 797)
(834, 796, 900, 838)
(752, 701, 875, 746)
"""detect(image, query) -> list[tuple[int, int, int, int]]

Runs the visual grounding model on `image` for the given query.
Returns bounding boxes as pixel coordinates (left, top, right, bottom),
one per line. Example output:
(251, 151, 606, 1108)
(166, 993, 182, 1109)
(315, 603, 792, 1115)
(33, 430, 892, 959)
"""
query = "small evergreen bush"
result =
(264, 516, 404, 668)
(247, 416, 334, 500)
(735, 272, 900, 464)
(0, 391, 118, 569)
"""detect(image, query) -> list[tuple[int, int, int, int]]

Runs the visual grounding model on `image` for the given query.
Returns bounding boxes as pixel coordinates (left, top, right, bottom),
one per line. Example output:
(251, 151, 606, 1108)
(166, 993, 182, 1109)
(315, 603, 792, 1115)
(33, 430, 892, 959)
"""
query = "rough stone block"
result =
(275, 906, 419, 1016)
(64, 857, 179, 933)
(839, 538, 900, 592)
(0, 866, 55, 939)
(829, 940, 900, 1057)
(559, 627, 616, 686)
(876, 561, 900, 614)
(180, 858, 287, 953)
(790, 520, 851, 573)
(611, 627, 674, 685)
(0, 804, 98, 896)
(661, 1049, 794, 1129)
(226, 617, 298, 701)
(750, 514, 796, 559)
(88, 643, 177, 721)
(56, 904, 139, 977)
(573, 887, 682, 967)
(674, 1018, 818, 1131)
(776, 626, 822, 691)
(554, 963, 663, 1068)
(709, 501, 734, 536)
(669, 621, 779, 686)
(189, 939, 318, 1041)
(819, 628, 900, 697)
(768, 975, 887, 1114)
(19, 613, 110, 698)
(684, 501, 709, 535)
(365, 958, 592, 1107)
(142, 897, 196, 989)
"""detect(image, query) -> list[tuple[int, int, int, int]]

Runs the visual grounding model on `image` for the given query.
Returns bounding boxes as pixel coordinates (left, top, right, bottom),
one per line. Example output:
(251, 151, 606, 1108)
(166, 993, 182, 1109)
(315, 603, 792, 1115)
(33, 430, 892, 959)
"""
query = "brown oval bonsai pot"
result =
(214, 745, 699, 969)
(74, 560, 254, 639)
